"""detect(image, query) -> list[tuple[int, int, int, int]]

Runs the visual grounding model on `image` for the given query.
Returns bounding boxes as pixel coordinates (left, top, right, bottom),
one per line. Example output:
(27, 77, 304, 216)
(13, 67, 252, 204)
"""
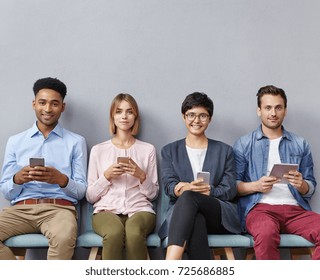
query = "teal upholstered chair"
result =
(4, 233, 49, 260)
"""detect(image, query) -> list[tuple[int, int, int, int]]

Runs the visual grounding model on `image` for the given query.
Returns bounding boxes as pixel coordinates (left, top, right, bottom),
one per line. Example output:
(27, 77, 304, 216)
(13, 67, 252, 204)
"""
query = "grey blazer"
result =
(158, 138, 241, 239)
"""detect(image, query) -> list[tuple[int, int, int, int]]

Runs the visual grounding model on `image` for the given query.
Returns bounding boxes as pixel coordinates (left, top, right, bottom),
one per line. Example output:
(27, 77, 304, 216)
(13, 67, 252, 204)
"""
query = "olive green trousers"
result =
(92, 211, 155, 260)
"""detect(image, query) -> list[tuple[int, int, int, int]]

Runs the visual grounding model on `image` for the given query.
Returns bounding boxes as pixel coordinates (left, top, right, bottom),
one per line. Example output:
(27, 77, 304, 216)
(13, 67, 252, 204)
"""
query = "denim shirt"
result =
(233, 125, 316, 232)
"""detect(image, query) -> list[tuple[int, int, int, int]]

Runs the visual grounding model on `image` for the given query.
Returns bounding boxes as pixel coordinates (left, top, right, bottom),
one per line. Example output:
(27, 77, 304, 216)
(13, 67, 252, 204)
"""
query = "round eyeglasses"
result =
(185, 112, 209, 122)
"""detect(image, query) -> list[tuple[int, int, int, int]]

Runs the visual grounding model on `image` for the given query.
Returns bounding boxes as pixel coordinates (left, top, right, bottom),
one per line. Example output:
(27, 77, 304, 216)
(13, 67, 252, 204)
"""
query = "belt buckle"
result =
(36, 198, 47, 204)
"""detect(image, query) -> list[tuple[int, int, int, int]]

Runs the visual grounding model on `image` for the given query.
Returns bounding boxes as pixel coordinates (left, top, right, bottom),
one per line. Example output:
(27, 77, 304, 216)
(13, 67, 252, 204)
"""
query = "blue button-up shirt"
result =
(233, 125, 316, 231)
(0, 122, 87, 205)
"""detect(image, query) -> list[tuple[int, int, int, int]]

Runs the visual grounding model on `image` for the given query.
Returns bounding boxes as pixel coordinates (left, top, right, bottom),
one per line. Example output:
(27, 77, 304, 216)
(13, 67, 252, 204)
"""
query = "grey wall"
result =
(1, 1, 320, 222)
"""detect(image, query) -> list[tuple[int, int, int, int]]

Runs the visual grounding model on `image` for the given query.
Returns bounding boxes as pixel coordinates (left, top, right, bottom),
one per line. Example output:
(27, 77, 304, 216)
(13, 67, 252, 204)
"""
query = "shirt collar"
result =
(255, 125, 292, 141)
(29, 122, 63, 138)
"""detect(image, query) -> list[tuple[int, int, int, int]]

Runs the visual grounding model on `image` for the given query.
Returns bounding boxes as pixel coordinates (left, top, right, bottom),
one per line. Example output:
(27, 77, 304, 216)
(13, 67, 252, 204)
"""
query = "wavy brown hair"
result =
(256, 85, 287, 108)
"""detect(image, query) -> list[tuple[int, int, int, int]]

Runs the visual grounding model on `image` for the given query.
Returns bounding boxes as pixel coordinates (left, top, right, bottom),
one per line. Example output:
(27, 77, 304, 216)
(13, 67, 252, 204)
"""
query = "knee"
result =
(308, 229, 320, 243)
(101, 225, 125, 246)
(181, 190, 193, 198)
(257, 231, 278, 243)
(260, 221, 278, 235)
(126, 220, 144, 238)
(126, 228, 143, 242)
(252, 224, 280, 246)
(108, 228, 125, 240)
(125, 231, 145, 249)
(179, 190, 195, 203)
(58, 218, 77, 235)
(53, 223, 77, 245)
(126, 221, 151, 246)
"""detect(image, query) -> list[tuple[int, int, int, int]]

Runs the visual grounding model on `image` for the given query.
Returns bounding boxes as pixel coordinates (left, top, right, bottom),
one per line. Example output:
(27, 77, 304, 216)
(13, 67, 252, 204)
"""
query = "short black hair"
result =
(256, 85, 287, 108)
(181, 92, 214, 118)
(33, 77, 67, 100)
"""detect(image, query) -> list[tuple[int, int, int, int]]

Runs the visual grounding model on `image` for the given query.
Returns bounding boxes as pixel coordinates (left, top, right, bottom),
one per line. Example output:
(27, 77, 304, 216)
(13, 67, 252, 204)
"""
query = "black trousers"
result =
(168, 191, 229, 260)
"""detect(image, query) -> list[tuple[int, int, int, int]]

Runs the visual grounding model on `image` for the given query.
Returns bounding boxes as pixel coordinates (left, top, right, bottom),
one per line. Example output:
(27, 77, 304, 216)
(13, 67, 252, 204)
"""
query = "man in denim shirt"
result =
(233, 85, 320, 259)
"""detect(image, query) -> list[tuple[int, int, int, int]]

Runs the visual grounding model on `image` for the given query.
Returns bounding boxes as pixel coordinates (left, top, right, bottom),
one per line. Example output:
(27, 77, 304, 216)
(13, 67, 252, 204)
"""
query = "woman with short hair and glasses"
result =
(158, 92, 241, 260)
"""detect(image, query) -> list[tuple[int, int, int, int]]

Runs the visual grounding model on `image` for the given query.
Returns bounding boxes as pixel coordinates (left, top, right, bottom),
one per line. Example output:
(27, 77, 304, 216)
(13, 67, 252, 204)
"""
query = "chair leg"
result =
(88, 247, 101, 260)
(212, 247, 235, 260)
(11, 248, 27, 260)
(212, 248, 222, 260)
(290, 248, 314, 260)
(224, 248, 235, 260)
(245, 248, 255, 260)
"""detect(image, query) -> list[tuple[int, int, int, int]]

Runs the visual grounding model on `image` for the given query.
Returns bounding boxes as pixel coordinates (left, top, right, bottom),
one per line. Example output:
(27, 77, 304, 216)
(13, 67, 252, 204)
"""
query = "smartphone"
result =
(117, 157, 130, 164)
(29, 157, 45, 167)
(196, 171, 210, 184)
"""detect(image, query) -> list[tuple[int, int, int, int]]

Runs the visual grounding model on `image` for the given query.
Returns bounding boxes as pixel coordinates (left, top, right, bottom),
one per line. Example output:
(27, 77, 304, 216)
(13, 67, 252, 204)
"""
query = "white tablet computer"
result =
(269, 163, 299, 184)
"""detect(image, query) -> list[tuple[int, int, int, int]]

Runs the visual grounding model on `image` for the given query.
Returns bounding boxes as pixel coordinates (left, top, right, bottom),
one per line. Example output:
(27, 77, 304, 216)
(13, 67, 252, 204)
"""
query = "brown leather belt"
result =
(15, 198, 73, 206)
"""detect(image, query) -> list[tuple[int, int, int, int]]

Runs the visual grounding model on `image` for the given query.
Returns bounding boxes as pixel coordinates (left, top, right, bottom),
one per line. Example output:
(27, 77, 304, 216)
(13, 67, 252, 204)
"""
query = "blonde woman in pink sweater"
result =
(86, 93, 159, 259)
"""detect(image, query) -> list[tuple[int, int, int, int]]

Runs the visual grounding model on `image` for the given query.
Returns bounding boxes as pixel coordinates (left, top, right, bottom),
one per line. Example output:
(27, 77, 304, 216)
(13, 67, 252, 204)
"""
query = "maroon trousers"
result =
(246, 203, 320, 260)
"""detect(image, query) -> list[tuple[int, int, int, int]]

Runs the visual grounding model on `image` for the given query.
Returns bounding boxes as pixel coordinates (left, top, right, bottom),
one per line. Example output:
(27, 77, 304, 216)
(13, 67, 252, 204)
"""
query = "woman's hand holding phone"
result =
(174, 180, 211, 197)
(104, 157, 146, 183)
(191, 171, 211, 195)
(190, 180, 211, 196)
(104, 159, 127, 181)
(118, 157, 146, 183)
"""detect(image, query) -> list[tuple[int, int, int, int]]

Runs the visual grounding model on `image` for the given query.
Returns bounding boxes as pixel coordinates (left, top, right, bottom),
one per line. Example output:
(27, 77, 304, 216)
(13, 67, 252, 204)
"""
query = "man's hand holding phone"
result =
(12, 158, 68, 188)
(13, 158, 45, 185)
(28, 157, 47, 182)
(28, 167, 69, 188)
(13, 157, 68, 188)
